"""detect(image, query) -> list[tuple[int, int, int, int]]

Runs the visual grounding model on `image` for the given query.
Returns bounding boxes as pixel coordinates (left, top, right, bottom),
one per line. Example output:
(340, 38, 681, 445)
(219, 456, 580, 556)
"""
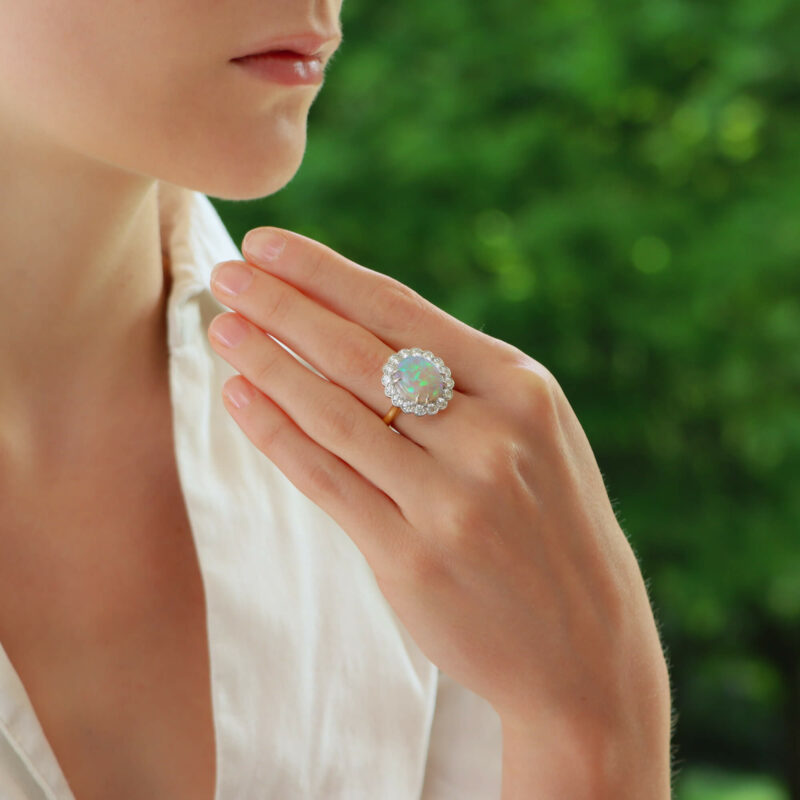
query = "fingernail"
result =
(211, 263, 254, 295)
(243, 228, 287, 262)
(224, 380, 256, 409)
(210, 315, 248, 348)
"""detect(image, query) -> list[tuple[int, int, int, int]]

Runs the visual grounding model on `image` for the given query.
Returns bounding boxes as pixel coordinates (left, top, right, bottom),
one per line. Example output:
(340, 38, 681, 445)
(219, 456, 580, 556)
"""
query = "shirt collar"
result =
(157, 181, 243, 351)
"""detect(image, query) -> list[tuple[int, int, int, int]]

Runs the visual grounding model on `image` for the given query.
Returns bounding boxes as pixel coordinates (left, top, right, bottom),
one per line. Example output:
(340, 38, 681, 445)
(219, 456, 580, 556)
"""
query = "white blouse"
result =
(0, 181, 504, 800)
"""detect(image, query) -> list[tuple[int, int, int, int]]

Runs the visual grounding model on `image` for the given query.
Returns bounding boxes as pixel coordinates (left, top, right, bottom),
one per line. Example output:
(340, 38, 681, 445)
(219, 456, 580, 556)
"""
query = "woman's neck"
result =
(0, 127, 172, 462)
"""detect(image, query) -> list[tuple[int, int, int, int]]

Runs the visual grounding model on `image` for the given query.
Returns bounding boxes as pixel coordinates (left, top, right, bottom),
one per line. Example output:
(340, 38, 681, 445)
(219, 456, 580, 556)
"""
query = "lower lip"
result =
(231, 51, 324, 86)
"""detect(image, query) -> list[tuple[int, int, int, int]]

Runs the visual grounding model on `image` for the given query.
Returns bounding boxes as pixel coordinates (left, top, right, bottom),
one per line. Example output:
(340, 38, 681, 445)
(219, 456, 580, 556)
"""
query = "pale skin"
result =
(0, 0, 672, 798)
(209, 231, 674, 798)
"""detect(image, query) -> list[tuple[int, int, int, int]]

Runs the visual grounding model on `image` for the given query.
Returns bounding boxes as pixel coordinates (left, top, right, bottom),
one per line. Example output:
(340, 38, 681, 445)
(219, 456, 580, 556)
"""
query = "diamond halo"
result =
(380, 347, 455, 416)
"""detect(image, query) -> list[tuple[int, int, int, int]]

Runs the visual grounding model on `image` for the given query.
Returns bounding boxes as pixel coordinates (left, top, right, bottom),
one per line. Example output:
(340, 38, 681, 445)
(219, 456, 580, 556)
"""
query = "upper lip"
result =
(232, 31, 342, 60)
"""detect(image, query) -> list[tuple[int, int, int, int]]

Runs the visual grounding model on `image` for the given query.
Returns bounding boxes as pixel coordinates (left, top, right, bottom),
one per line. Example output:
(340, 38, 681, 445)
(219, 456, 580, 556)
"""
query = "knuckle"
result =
(434, 487, 511, 564)
(262, 284, 295, 326)
(476, 431, 525, 483)
(367, 280, 427, 334)
(509, 362, 562, 427)
(293, 243, 330, 284)
(253, 416, 284, 454)
(437, 493, 487, 539)
(321, 395, 360, 442)
(486, 336, 527, 363)
(303, 458, 342, 501)
(524, 362, 557, 401)
(398, 544, 450, 585)
(252, 345, 284, 388)
(302, 250, 341, 285)
(333, 326, 386, 386)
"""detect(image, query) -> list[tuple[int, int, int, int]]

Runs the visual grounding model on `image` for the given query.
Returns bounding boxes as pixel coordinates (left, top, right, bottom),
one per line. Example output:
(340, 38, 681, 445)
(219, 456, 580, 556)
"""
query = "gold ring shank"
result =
(382, 406, 401, 426)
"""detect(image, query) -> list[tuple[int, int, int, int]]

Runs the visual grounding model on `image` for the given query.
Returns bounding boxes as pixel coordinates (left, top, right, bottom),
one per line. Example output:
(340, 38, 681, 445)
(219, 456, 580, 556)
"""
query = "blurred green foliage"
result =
(213, 0, 800, 793)
(678, 767, 787, 800)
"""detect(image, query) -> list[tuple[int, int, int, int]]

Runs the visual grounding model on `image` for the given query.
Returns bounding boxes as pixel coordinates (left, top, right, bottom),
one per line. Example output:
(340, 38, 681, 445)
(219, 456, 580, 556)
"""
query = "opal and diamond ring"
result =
(380, 347, 454, 425)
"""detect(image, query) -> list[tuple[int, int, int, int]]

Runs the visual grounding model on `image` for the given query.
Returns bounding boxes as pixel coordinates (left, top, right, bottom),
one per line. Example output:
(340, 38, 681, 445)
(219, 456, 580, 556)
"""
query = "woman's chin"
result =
(183, 143, 308, 202)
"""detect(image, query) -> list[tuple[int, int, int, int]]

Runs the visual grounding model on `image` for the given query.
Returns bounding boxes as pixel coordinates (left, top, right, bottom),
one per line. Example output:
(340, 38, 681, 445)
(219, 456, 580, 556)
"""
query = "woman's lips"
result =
(232, 50, 325, 86)
(232, 32, 338, 61)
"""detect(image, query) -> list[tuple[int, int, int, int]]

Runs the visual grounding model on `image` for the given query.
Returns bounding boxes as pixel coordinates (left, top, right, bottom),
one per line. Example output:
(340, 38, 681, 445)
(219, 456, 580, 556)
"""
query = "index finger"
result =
(240, 227, 516, 397)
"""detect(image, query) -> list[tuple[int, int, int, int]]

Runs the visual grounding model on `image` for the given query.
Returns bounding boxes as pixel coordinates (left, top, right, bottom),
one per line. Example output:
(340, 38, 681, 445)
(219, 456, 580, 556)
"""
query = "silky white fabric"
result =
(0, 181, 504, 800)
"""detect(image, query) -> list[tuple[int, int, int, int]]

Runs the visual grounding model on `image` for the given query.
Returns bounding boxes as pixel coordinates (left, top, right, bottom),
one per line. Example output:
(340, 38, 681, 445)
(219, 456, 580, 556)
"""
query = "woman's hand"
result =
(207, 226, 672, 797)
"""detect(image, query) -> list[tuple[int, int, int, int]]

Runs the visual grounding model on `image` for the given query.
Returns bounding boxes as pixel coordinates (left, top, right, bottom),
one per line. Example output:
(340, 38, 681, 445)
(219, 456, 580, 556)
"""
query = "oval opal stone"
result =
(393, 356, 444, 404)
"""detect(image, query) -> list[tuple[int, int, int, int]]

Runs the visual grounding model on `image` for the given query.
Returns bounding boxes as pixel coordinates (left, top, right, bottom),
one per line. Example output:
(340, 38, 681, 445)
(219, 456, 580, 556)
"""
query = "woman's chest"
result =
(0, 459, 216, 800)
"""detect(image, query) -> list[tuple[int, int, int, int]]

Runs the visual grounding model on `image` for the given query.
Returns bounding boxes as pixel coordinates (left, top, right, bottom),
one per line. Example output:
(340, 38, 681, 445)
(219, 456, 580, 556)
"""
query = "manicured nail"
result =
(243, 228, 287, 262)
(211, 263, 254, 295)
(210, 315, 248, 348)
(224, 380, 256, 409)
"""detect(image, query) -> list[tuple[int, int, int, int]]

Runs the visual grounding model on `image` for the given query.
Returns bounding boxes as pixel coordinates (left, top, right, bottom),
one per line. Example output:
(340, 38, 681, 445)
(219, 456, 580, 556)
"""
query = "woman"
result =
(0, 1, 673, 798)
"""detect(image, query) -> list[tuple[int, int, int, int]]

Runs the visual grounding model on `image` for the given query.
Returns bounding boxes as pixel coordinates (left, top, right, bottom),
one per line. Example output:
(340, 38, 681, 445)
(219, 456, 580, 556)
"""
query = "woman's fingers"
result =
(209, 260, 489, 457)
(207, 309, 443, 513)
(219, 374, 413, 572)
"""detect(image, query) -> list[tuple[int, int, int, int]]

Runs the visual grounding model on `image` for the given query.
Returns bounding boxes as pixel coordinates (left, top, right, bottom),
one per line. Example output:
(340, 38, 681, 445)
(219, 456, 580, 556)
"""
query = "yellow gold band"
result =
(382, 406, 401, 426)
